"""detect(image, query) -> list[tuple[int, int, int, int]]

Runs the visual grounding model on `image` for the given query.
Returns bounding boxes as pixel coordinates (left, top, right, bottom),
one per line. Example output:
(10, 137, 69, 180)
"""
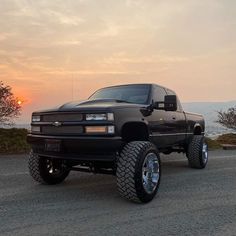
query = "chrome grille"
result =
(41, 126, 83, 134)
(42, 113, 83, 122)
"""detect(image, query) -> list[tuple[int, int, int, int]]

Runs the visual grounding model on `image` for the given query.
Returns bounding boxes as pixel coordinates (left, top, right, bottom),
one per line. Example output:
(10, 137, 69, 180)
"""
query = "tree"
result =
(217, 107, 236, 131)
(0, 81, 21, 126)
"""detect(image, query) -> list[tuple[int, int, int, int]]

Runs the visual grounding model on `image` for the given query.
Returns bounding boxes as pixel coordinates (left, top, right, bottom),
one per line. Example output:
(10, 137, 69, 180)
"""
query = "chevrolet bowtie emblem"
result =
(52, 121, 62, 127)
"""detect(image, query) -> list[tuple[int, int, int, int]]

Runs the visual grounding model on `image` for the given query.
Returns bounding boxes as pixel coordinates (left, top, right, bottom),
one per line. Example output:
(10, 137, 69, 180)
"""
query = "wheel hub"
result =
(46, 159, 63, 175)
(202, 143, 208, 164)
(142, 152, 160, 194)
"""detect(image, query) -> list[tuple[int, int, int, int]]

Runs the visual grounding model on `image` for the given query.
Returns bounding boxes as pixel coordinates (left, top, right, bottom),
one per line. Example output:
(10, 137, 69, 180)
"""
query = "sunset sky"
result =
(1, 0, 236, 123)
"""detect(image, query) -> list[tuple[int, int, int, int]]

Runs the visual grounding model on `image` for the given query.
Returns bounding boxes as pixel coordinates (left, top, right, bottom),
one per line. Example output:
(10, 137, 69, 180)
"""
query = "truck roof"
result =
(99, 83, 169, 91)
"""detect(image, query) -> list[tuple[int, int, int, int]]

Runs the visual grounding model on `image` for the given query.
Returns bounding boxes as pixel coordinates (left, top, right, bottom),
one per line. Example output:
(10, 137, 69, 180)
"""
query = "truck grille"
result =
(42, 113, 83, 122)
(41, 126, 83, 135)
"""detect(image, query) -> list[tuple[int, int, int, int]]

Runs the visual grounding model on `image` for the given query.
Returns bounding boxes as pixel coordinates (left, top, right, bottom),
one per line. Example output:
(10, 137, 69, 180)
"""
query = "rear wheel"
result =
(116, 141, 161, 203)
(28, 151, 70, 184)
(187, 135, 208, 169)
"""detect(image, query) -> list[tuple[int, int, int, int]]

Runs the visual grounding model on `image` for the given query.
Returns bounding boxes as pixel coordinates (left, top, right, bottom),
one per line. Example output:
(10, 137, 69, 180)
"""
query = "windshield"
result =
(89, 84, 151, 104)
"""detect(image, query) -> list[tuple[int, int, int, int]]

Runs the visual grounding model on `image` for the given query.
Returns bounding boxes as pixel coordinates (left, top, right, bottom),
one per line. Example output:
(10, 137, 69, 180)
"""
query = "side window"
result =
(165, 89, 183, 112)
(176, 97, 183, 112)
(153, 86, 167, 102)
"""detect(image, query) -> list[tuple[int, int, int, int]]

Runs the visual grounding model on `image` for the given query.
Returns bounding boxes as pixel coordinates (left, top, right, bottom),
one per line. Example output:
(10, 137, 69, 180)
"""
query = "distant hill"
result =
(182, 101, 236, 136)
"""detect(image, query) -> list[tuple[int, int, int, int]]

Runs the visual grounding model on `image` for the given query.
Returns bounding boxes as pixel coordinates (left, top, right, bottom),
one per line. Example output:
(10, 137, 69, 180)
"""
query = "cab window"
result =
(165, 89, 183, 112)
(153, 86, 167, 102)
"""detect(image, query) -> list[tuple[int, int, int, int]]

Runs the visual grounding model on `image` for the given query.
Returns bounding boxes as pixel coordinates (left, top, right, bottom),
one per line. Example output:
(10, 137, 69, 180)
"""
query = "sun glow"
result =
(17, 100, 23, 105)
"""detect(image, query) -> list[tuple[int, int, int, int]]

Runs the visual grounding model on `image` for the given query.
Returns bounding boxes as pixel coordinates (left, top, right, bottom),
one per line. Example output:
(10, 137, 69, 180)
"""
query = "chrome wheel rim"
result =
(142, 152, 160, 194)
(46, 159, 62, 175)
(202, 143, 208, 164)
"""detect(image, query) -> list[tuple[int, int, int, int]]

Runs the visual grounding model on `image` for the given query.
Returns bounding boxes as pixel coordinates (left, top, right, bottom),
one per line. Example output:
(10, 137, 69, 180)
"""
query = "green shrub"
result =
(205, 133, 236, 150)
(0, 128, 30, 154)
(205, 137, 221, 150)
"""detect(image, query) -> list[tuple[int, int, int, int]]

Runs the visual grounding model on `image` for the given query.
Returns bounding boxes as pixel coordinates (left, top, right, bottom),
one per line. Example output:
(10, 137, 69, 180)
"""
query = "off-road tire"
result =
(116, 141, 161, 203)
(28, 151, 70, 185)
(187, 135, 208, 169)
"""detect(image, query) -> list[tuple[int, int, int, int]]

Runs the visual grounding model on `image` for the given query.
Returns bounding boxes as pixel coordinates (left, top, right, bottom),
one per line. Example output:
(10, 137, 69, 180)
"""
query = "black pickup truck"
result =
(27, 84, 208, 203)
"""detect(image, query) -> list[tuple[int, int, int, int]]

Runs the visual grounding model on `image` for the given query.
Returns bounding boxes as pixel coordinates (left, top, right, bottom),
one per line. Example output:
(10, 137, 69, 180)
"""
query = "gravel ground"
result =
(0, 150, 236, 236)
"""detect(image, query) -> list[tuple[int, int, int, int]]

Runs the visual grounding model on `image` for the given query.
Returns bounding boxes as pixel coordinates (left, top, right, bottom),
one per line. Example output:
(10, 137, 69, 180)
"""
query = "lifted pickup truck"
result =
(27, 84, 208, 203)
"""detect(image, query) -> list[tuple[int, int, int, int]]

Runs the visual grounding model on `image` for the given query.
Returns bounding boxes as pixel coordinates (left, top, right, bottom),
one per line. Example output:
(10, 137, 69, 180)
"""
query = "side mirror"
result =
(153, 95, 177, 111)
(164, 95, 177, 111)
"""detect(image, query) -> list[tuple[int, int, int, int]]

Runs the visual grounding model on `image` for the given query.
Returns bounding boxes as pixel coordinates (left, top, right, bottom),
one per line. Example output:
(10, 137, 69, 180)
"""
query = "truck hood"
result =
(34, 99, 145, 113)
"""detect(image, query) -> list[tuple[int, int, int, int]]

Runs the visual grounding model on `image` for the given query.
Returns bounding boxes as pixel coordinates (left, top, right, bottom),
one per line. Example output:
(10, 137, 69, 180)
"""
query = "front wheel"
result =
(28, 151, 70, 185)
(116, 141, 161, 203)
(187, 135, 208, 169)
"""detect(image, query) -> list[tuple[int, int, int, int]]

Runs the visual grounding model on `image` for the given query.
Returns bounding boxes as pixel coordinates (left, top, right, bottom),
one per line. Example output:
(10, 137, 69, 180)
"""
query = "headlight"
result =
(107, 113, 114, 121)
(32, 115, 40, 122)
(31, 126, 40, 133)
(86, 113, 114, 121)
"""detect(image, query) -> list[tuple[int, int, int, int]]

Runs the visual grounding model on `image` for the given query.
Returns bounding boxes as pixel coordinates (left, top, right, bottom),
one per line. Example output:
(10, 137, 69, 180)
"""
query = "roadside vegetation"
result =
(216, 133, 236, 145)
(217, 107, 236, 131)
(0, 128, 30, 154)
(0, 81, 22, 126)
(205, 137, 222, 149)
(0, 81, 29, 154)
(206, 133, 236, 149)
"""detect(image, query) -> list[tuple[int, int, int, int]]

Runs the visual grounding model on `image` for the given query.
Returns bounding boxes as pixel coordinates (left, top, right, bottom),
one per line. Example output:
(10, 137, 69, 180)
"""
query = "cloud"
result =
(43, 9, 85, 26)
(0, 0, 236, 122)
(103, 53, 189, 64)
(44, 70, 141, 76)
(125, 0, 145, 8)
(0, 33, 16, 41)
(54, 40, 81, 46)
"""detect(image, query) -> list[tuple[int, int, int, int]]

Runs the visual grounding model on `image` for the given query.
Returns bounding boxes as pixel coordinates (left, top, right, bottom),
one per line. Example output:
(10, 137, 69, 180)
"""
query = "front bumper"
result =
(27, 134, 124, 161)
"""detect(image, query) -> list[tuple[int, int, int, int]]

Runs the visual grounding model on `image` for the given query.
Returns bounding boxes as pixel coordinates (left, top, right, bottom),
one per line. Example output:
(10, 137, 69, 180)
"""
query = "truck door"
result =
(147, 86, 176, 148)
(165, 89, 187, 144)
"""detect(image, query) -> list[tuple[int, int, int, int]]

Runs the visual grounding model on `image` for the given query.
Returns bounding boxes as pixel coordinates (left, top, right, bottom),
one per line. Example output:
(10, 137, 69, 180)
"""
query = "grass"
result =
(0, 128, 30, 154)
(205, 137, 222, 149)
(206, 133, 236, 149)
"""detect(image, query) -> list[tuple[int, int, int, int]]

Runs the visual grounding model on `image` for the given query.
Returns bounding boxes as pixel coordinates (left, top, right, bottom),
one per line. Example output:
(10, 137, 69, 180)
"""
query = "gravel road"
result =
(0, 150, 236, 236)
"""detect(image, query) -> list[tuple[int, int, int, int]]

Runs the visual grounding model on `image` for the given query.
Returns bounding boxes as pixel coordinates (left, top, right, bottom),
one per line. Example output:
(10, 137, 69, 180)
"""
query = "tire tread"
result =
(188, 135, 207, 169)
(28, 151, 45, 184)
(117, 141, 158, 202)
